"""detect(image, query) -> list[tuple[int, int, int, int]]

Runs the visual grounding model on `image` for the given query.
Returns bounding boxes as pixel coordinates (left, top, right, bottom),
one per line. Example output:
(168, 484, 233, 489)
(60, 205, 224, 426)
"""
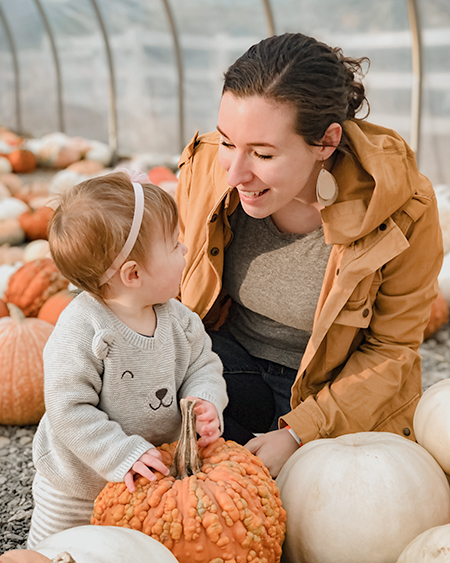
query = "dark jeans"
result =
(208, 328, 298, 445)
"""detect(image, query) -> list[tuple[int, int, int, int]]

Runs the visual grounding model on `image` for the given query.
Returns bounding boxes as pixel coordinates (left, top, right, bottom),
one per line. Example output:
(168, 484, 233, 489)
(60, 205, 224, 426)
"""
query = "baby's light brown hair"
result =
(48, 171, 178, 297)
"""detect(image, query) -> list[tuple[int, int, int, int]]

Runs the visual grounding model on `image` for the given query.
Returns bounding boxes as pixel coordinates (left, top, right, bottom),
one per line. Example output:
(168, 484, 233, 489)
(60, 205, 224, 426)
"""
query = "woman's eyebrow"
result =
(216, 125, 276, 148)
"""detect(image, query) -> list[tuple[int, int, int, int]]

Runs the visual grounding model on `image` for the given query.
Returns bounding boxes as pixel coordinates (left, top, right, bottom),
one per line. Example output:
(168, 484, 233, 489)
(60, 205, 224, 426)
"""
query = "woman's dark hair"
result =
(223, 33, 369, 148)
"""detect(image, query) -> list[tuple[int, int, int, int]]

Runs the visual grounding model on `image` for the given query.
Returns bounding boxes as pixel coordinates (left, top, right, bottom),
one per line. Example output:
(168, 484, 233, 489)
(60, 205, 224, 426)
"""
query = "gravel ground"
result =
(1, 323, 450, 553)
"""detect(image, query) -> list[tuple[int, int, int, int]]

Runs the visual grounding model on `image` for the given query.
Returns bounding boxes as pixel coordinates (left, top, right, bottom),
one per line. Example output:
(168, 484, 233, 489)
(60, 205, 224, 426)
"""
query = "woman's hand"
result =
(185, 396, 221, 447)
(124, 448, 170, 493)
(245, 428, 301, 478)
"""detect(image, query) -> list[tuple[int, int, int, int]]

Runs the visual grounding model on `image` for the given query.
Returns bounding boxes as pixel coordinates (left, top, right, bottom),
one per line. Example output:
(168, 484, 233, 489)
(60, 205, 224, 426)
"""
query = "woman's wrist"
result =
(285, 425, 302, 447)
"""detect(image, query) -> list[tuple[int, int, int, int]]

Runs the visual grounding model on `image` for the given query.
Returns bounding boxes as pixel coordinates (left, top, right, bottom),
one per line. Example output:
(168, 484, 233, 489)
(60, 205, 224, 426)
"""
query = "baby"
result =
(27, 171, 227, 547)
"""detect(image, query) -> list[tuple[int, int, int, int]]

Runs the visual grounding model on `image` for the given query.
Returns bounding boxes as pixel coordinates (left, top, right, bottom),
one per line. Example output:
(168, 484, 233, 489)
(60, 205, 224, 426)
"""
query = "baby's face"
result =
(140, 228, 188, 303)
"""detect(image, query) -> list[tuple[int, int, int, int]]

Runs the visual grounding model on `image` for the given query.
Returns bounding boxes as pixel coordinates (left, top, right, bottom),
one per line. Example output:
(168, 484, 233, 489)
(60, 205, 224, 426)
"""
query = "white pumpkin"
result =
(0, 156, 12, 175)
(414, 379, 450, 474)
(0, 197, 29, 220)
(23, 239, 51, 263)
(85, 140, 112, 166)
(0, 262, 22, 298)
(277, 432, 450, 563)
(396, 523, 450, 562)
(35, 525, 178, 562)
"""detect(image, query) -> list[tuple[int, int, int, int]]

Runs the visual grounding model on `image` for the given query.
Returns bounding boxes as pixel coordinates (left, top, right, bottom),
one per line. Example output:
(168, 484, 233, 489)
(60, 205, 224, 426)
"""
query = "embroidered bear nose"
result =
(156, 388, 168, 400)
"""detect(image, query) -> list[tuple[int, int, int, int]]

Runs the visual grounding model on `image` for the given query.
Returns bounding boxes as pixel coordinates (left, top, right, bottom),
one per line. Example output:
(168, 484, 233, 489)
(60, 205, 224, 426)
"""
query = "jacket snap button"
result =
(210, 214, 218, 223)
(403, 427, 411, 436)
(210, 247, 220, 256)
(379, 223, 387, 231)
(362, 308, 370, 318)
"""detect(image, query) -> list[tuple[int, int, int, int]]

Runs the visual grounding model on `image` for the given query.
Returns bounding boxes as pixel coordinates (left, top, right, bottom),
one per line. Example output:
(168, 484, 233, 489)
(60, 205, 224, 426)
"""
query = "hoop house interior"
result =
(0, 0, 449, 185)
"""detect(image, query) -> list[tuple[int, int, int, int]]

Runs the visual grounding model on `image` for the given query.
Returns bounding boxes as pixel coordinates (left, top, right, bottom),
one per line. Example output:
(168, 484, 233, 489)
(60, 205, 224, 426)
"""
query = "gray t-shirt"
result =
(223, 204, 331, 369)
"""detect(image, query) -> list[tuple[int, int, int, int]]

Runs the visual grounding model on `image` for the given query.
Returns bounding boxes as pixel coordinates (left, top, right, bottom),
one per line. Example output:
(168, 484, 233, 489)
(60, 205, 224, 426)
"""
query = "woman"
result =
(176, 33, 443, 477)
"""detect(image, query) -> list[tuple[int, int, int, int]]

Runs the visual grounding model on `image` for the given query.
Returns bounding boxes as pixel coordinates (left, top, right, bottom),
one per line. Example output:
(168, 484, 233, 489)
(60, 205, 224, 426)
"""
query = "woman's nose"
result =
(225, 153, 253, 187)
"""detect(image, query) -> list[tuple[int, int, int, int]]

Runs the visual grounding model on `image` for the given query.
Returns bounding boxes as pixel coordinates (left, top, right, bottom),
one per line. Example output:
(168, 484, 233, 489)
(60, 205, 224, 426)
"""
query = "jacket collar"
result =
(322, 120, 419, 245)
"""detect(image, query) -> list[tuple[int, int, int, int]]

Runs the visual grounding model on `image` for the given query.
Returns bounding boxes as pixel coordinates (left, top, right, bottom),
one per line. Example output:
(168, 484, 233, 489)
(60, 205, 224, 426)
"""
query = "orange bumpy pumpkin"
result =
(4, 258, 69, 317)
(92, 400, 286, 563)
(7, 149, 37, 174)
(0, 303, 53, 425)
(37, 289, 76, 325)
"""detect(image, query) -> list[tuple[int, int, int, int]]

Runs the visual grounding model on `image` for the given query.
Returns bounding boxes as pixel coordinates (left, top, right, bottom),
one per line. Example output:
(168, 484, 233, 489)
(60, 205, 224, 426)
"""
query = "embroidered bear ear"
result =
(92, 328, 115, 359)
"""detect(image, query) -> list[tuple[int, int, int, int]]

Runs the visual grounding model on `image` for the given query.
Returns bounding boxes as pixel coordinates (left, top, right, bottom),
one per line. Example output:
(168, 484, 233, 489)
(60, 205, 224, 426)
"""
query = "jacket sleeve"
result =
(281, 189, 443, 443)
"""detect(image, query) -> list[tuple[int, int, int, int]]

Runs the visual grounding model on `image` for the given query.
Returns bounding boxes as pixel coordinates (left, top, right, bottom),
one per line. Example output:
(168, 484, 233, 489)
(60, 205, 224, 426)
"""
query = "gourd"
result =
(0, 526, 178, 563)
(92, 399, 286, 563)
(0, 298, 8, 317)
(23, 240, 50, 263)
(0, 197, 29, 220)
(37, 289, 76, 325)
(4, 258, 69, 317)
(396, 523, 450, 562)
(0, 303, 53, 425)
(7, 149, 37, 173)
(0, 550, 52, 562)
(0, 219, 26, 246)
(276, 432, 450, 563)
(19, 207, 54, 241)
(414, 379, 450, 474)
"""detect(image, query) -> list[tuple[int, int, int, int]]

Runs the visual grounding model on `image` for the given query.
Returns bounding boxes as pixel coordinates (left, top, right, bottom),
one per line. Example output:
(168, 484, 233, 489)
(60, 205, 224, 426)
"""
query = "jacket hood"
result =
(323, 120, 421, 245)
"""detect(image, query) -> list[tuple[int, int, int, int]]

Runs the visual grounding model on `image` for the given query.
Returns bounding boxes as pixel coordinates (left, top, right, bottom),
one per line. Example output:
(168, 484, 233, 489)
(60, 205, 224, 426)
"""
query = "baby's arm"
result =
(185, 396, 220, 447)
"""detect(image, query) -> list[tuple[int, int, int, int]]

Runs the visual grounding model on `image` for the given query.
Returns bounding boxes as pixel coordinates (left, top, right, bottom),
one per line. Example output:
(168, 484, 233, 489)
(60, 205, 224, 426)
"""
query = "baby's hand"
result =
(124, 448, 169, 493)
(185, 396, 221, 447)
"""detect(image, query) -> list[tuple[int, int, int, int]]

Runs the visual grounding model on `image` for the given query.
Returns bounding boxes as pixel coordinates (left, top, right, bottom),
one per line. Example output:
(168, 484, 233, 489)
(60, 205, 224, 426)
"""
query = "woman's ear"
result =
(119, 260, 141, 287)
(319, 123, 342, 160)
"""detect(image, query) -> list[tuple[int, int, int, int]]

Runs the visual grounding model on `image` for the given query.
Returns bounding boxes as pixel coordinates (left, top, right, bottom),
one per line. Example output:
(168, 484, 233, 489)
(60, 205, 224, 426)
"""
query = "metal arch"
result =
(0, 4, 22, 133)
(89, 0, 118, 159)
(407, 0, 423, 161)
(262, 0, 276, 37)
(32, 0, 65, 133)
(161, 0, 185, 154)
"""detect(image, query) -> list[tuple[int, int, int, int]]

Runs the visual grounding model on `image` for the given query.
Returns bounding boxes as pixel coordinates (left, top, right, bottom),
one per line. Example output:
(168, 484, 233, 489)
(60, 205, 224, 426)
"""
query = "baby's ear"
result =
(119, 260, 141, 287)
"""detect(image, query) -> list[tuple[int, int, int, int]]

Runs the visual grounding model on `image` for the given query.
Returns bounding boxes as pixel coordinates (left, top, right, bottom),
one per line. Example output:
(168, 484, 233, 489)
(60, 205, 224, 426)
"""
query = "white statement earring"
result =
(316, 161, 339, 207)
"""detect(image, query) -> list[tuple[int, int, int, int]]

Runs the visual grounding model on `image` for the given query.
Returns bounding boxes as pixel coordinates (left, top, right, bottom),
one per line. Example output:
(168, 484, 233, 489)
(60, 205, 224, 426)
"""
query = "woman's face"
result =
(217, 92, 323, 220)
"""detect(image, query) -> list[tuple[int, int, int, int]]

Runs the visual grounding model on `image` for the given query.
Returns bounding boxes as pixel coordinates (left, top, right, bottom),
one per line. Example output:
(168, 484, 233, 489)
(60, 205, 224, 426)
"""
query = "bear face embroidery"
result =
(149, 388, 174, 411)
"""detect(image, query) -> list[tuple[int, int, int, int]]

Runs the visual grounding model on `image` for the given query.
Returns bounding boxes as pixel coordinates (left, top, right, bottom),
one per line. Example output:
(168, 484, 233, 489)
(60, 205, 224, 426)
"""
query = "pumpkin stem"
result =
(5, 302, 25, 323)
(170, 398, 201, 479)
(51, 552, 77, 563)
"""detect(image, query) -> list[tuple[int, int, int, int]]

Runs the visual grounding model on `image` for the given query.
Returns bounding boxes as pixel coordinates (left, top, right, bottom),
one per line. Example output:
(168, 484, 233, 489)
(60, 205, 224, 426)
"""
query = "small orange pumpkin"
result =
(7, 149, 37, 174)
(0, 550, 52, 562)
(0, 298, 9, 318)
(19, 206, 54, 241)
(0, 303, 53, 425)
(92, 400, 286, 563)
(4, 258, 69, 317)
(37, 289, 76, 325)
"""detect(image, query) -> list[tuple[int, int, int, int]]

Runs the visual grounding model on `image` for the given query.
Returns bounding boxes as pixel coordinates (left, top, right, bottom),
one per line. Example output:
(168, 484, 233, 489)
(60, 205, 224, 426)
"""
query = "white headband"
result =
(99, 181, 145, 286)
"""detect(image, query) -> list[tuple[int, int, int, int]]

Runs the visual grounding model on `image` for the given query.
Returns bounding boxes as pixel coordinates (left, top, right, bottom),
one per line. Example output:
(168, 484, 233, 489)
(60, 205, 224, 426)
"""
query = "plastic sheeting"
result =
(0, 0, 449, 185)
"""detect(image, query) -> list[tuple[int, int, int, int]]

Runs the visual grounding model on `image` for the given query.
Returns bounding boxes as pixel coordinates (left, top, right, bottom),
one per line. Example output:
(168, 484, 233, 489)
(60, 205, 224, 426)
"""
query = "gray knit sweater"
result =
(32, 292, 227, 500)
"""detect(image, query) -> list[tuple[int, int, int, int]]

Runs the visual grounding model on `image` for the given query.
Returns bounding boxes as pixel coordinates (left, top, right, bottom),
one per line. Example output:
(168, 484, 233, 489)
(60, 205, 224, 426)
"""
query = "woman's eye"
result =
(255, 152, 273, 160)
(220, 141, 234, 149)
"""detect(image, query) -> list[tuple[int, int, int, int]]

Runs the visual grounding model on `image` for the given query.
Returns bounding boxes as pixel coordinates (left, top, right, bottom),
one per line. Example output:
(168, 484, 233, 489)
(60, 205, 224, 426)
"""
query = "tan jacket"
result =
(176, 120, 443, 444)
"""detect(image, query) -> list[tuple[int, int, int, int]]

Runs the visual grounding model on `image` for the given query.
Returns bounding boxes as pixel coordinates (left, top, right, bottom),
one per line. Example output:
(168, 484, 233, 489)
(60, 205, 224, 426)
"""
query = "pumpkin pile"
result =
(276, 431, 450, 563)
(92, 399, 286, 563)
(0, 258, 74, 425)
